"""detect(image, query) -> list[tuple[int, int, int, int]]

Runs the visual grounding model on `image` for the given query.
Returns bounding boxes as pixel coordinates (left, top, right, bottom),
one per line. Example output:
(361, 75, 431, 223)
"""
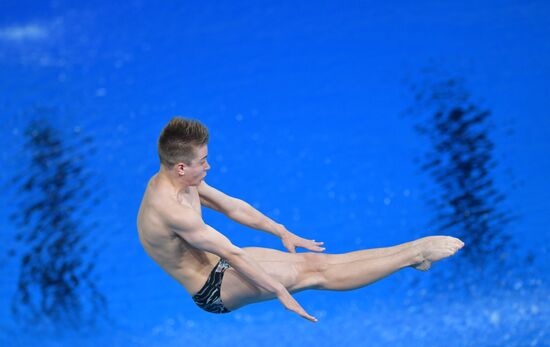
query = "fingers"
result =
(292, 304, 318, 323)
(303, 312, 318, 323)
(290, 238, 326, 252)
(278, 290, 319, 323)
(309, 240, 326, 252)
(313, 246, 326, 252)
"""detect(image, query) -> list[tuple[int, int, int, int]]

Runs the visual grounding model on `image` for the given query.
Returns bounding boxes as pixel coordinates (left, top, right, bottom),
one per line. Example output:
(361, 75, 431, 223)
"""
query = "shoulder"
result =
(196, 180, 218, 205)
(162, 202, 204, 233)
(196, 180, 240, 214)
(144, 187, 204, 233)
(197, 180, 213, 195)
(197, 180, 231, 200)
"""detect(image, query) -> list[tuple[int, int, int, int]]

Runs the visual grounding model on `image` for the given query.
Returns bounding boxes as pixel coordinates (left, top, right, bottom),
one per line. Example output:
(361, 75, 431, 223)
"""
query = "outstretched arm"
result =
(198, 181, 325, 253)
(164, 206, 318, 323)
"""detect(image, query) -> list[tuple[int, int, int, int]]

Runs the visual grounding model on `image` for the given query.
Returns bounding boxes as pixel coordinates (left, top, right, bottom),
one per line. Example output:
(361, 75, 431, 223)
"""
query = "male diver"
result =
(137, 117, 464, 323)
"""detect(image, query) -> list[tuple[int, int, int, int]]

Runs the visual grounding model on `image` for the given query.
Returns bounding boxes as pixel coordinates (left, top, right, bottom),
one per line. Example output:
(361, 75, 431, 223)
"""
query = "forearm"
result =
(228, 200, 286, 238)
(225, 250, 285, 295)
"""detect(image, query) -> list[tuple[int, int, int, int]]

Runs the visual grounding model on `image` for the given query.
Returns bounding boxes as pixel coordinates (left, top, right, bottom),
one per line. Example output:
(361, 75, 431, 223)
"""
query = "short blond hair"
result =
(157, 116, 209, 167)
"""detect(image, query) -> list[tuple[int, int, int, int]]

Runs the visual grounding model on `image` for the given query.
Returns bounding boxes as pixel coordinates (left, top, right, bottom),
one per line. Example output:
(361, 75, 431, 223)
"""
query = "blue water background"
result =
(0, 1, 549, 346)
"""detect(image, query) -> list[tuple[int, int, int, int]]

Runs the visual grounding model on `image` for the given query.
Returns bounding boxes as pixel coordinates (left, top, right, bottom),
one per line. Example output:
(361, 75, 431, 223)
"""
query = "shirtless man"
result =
(137, 117, 465, 323)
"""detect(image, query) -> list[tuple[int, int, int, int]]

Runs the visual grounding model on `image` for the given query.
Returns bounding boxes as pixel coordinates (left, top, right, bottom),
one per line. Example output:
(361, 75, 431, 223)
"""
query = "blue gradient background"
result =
(1, 1, 549, 346)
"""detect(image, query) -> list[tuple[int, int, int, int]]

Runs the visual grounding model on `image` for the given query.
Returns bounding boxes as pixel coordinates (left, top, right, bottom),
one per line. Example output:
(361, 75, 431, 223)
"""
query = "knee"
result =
(301, 251, 323, 263)
(299, 253, 330, 289)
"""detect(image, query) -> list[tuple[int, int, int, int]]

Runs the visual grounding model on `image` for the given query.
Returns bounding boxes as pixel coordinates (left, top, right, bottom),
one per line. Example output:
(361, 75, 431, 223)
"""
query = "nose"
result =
(204, 160, 211, 171)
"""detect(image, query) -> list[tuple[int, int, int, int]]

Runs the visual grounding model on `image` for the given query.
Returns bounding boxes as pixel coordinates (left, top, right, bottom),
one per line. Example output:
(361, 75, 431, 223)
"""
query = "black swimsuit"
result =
(191, 258, 232, 314)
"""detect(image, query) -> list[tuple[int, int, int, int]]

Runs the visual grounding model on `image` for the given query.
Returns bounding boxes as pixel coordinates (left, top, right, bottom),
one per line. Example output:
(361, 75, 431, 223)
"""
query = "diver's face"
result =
(185, 145, 210, 185)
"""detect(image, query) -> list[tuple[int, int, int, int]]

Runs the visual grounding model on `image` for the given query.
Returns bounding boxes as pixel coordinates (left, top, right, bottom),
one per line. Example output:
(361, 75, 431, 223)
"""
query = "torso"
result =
(136, 174, 220, 296)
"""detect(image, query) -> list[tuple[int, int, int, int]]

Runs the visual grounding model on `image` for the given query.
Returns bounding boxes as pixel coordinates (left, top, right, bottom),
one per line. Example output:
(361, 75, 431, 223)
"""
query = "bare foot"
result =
(410, 236, 465, 271)
(395, 236, 455, 269)
(397, 235, 455, 253)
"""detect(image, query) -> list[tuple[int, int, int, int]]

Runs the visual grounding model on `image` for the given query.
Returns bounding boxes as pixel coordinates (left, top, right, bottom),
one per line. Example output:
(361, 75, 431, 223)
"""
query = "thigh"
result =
(241, 246, 304, 262)
(220, 247, 317, 311)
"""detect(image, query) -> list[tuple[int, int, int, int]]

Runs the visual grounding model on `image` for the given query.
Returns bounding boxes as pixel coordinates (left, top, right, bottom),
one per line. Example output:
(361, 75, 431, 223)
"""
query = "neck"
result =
(157, 166, 191, 194)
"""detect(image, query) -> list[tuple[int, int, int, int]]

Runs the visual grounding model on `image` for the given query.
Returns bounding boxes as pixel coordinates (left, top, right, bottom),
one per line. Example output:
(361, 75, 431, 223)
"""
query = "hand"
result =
(278, 225, 325, 253)
(275, 286, 318, 323)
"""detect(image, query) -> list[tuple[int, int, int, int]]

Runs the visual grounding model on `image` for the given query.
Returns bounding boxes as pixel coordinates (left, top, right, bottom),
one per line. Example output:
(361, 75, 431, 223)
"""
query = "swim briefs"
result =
(191, 258, 232, 314)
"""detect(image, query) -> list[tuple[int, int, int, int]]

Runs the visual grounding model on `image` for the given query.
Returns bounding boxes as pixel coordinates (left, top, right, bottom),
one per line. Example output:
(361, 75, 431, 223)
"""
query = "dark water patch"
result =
(5, 108, 111, 332)
(402, 72, 529, 292)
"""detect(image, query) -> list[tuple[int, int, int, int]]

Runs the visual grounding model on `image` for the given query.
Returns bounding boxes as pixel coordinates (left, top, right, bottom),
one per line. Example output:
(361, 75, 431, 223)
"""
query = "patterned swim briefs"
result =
(191, 258, 232, 314)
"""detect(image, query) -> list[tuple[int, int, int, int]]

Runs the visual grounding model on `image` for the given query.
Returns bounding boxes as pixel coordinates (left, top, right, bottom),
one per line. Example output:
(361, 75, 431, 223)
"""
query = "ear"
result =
(175, 163, 186, 176)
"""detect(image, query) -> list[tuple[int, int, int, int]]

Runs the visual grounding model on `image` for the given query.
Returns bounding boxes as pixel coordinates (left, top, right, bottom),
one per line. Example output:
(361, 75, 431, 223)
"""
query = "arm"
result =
(198, 181, 325, 253)
(227, 199, 284, 237)
(164, 206, 318, 322)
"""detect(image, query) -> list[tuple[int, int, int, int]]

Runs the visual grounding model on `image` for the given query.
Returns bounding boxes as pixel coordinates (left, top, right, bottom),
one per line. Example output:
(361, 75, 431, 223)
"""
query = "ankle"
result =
(407, 247, 424, 267)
